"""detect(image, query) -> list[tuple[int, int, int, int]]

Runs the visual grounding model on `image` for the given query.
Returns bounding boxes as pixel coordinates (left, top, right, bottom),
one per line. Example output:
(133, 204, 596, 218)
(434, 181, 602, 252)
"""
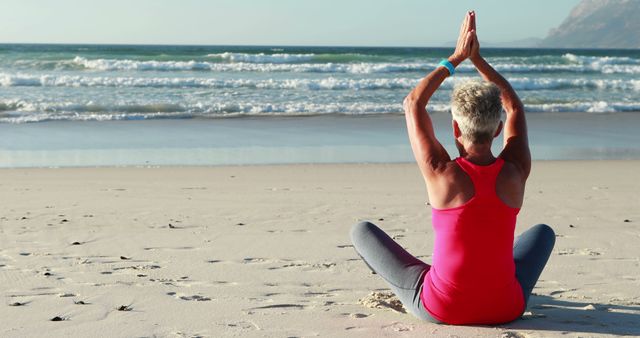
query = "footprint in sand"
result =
(149, 278, 191, 287)
(382, 322, 414, 332)
(113, 264, 161, 271)
(303, 291, 333, 298)
(166, 292, 212, 301)
(117, 305, 133, 311)
(9, 301, 29, 306)
(247, 304, 306, 311)
(212, 280, 236, 286)
(549, 288, 577, 296)
(557, 248, 602, 256)
(242, 257, 268, 264)
(521, 311, 547, 319)
(348, 312, 371, 319)
(225, 320, 260, 330)
(267, 260, 336, 271)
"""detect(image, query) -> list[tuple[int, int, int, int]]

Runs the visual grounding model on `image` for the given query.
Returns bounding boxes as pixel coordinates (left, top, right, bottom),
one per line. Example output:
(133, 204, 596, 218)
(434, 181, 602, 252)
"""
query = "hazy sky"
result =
(0, 0, 581, 46)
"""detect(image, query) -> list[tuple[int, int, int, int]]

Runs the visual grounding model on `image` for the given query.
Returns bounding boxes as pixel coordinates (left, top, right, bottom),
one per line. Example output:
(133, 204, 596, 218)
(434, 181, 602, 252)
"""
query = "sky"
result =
(0, 0, 582, 46)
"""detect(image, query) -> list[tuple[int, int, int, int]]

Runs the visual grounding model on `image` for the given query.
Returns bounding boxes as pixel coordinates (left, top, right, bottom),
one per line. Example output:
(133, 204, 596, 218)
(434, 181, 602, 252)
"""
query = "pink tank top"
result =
(421, 157, 525, 324)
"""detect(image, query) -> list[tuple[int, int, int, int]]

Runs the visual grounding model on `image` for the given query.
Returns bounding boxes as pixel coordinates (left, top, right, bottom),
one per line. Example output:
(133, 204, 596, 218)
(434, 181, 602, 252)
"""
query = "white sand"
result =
(1, 162, 639, 337)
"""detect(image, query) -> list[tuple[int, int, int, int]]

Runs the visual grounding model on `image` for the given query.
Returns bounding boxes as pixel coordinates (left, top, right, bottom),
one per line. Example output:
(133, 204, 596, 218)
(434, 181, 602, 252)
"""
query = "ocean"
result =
(1, 44, 639, 167)
(1, 44, 640, 123)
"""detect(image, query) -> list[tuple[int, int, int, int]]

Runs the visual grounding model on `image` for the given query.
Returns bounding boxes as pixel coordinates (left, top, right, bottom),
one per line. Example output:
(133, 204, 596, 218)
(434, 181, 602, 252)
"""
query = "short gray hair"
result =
(451, 79, 503, 144)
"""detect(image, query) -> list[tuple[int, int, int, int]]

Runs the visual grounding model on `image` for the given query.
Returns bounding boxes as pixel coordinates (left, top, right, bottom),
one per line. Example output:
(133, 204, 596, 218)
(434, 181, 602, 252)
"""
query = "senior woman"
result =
(350, 11, 555, 324)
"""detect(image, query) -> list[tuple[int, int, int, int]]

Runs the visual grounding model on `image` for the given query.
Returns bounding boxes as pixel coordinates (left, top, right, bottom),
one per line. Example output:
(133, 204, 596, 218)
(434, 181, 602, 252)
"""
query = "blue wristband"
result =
(438, 59, 455, 76)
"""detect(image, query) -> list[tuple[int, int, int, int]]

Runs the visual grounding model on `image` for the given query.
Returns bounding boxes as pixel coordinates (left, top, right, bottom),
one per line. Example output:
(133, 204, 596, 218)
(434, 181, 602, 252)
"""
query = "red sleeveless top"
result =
(420, 157, 525, 324)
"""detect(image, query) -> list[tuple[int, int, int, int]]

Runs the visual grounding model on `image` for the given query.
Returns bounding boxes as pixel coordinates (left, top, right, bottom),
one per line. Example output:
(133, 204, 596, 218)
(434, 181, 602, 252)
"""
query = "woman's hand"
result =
(449, 11, 476, 67)
(469, 13, 482, 63)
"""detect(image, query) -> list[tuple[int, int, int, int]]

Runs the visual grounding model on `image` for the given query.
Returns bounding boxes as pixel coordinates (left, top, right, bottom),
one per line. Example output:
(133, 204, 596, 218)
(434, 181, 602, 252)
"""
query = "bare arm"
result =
(403, 62, 454, 176)
(404, 12, 475, 178)
(469, 36, 531, 178)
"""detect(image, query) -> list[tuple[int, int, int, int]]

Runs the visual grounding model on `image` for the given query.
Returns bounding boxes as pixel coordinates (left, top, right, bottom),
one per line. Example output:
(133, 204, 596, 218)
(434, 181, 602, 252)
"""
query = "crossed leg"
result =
(513, 223, 556, 307)
(350, 221, 438, 322)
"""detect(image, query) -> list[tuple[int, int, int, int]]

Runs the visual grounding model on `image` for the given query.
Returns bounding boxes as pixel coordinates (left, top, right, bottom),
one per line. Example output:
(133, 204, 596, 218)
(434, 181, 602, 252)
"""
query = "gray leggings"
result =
(350, 222, 555, 323)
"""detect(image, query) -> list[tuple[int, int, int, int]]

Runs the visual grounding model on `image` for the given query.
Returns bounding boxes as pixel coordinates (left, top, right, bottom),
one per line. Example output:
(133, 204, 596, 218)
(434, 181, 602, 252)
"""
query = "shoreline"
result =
(0, 158, 637, 170)
(2, 112, 640, 168)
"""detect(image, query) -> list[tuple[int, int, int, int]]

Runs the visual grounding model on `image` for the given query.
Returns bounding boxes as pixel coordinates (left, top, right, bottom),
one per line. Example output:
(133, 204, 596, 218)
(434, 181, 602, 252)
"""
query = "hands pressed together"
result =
(449, 11, 481, 67)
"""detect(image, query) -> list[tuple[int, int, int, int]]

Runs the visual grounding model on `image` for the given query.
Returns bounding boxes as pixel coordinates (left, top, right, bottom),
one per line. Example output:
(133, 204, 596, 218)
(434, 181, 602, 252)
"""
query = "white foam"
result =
(563, 53, 640, 65)
(0, 101, 405, 123)
(72, 56, 214, 71)
(506, 77, 640, 91)
(3, 97, 639, 124)
(207, 52, 316, 63)
(68, 56, 640, 74)
(0, 73, 419, 90)
(71, 56, 435, 73)
(562, 53, 640, 74)
(526, 101, 640, 113)
(3, 73, 640, 92)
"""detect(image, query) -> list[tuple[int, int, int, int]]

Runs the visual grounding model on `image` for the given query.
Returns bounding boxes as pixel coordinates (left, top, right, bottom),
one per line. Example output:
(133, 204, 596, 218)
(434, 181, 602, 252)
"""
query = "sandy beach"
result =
(2, 2, 640, 337)
(1, 161, 639, 337)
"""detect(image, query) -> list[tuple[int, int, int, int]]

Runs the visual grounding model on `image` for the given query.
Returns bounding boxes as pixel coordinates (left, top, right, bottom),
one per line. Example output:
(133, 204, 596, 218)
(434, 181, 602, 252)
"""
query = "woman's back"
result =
(424, 155, 526, 211)
(421, 157, 525, 324)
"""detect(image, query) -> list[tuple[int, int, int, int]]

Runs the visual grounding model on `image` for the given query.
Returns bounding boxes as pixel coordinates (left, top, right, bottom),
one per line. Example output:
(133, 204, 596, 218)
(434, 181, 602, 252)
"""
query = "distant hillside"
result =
(540, 0, 640, 49)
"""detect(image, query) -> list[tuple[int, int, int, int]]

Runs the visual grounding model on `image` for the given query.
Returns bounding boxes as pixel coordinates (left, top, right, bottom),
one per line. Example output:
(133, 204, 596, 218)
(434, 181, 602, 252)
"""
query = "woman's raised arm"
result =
(404, 11, 476, 177)
(469, 28, 531, 178)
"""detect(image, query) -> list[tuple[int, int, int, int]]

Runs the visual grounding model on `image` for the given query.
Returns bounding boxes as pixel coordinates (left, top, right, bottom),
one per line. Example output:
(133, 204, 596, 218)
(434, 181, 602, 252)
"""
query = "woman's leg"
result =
(350, 221, 439, 322)
(513, 223, 556, 306)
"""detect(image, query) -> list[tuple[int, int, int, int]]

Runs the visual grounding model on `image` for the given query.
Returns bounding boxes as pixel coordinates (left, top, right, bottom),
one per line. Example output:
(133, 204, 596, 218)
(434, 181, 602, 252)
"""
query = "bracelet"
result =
(438, 59, 455, 76)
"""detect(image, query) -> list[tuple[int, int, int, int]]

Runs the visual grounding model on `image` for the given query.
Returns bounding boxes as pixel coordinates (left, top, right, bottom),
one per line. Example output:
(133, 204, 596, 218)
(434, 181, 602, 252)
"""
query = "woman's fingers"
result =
(460, 12, 467, 32)
(459, 12, 470, 37)
(469, 30, 480, 58)
(465, 12, 471, 32)
(469, 11, 476, 32)
(454, 11, 477, 59)
(465, 31, 474, 52)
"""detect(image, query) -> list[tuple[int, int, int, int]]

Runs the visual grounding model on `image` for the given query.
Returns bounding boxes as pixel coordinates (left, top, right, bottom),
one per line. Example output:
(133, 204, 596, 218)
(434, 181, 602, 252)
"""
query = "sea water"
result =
(0, 44, 639, 166)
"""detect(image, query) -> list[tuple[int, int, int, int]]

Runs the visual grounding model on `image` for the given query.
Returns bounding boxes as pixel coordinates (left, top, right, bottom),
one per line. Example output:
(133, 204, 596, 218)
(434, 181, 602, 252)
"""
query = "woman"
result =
(350, 11, 555, 325)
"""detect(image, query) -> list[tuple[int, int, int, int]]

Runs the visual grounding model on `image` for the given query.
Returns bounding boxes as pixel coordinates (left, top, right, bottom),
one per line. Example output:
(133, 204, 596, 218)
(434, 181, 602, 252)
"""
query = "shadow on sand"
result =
(500, 294, 640, 336)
